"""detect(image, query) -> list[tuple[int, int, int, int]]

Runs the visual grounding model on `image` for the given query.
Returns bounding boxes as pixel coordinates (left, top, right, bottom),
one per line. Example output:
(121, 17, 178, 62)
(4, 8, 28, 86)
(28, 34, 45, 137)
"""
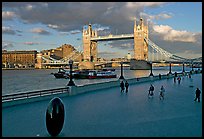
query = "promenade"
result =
(2, 73, 202, 137)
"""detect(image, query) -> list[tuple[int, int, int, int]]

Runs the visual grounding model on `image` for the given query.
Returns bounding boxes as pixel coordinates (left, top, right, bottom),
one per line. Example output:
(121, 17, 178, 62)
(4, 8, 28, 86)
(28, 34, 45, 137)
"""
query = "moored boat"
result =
(53, 68, 69, 79)
(53, 68, 117, 79)
(73, 69, 117, 79)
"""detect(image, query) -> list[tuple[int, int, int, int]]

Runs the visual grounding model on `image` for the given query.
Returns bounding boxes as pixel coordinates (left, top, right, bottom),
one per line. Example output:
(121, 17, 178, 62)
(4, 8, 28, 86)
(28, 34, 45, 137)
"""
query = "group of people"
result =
(119, 75, 201, 102)
(148, 84, 165, 100)
(120, 80, 129, 93)
(173, 73, 181, 84)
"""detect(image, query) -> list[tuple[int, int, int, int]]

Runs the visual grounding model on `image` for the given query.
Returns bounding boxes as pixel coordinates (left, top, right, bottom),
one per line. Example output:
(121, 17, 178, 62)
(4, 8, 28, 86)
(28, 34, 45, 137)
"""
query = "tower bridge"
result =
(82, 18, 149, 69)
(38, 17, 202, 69)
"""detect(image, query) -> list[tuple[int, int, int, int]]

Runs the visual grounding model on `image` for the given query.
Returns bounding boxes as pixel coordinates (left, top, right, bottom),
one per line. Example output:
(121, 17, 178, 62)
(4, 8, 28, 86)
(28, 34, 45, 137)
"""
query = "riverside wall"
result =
(2, 70, 201, 108)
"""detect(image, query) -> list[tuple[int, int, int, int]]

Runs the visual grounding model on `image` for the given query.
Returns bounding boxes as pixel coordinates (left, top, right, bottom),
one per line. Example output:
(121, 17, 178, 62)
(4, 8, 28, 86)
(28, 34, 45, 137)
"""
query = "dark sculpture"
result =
(46, 97, 65, 136)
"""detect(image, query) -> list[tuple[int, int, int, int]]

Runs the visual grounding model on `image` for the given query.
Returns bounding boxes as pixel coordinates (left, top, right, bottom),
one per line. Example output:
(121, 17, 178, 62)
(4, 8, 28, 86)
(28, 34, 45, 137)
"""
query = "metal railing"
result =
(2, 87, 70, 102)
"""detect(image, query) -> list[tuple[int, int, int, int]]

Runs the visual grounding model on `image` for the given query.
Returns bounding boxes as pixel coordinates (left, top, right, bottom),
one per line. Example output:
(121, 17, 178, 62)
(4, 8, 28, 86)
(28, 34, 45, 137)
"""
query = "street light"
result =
(67, 60, 75, 86)
(182, 62, 185, 73)
(149, 61, 153, 76)
(169, 62, 172, 74)
(119, 62, 124, 79)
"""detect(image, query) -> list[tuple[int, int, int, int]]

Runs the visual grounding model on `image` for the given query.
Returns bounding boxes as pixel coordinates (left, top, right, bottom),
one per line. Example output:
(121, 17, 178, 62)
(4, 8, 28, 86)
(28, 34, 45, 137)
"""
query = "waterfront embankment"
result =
(2, 70, 201, 108)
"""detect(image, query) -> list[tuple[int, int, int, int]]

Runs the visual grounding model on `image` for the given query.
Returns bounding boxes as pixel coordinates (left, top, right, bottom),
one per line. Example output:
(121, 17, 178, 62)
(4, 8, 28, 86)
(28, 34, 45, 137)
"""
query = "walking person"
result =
(159, 74, 161, 79)
(125, 80, 129, 93)
(194, 88, 201, 102)
(174, 76, 176, 83)
(120, 81, 125, 93)
(159, 86, 165, 100)
(188, 73, 191, 78)
(177, 76, 181, 84)
(148, 84, 154, 97)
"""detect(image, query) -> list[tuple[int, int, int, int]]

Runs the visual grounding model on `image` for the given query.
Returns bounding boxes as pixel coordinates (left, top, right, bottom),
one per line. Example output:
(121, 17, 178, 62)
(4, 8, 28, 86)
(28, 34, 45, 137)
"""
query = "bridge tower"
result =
(130, 18, 150, 69)
(134, 18, 148, 60)
(82, 24, 98, 62)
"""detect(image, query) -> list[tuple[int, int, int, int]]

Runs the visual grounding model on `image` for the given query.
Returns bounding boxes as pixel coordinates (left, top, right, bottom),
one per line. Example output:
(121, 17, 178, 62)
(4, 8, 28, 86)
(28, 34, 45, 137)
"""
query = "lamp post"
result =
(169, 62, 172, 74)
(182, 62, 185, 73)
(67, 60, 75, 86)
(119, 62, 124, 79)
(149, 62, 153, 76)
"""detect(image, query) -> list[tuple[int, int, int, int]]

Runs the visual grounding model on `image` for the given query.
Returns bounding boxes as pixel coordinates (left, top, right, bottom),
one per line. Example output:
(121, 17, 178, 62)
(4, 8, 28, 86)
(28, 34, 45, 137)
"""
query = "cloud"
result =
(23, 42, 40, 45)
(2, 2, 201, 58)
(59, 32, 69, 36)
(98, 51, 119, 58)
(30, 28, 51, 35)
(126, 2, 167, 9)
(47, 24, 60, 29)
(2, 11, 16, 20)
(2, 2, 167, 34)
(107, 40, 134, 50)
(2, 42, 14, 49)
(2, 26, 16, 35)
(152, 25, 197, 42)
(70, 30, 81, 34)
(140, 12, 172, 21)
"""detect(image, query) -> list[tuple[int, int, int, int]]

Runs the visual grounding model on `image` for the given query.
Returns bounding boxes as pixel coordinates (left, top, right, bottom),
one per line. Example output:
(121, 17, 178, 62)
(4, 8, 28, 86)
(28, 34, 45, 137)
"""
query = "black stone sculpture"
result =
(46, 97, 65, 136)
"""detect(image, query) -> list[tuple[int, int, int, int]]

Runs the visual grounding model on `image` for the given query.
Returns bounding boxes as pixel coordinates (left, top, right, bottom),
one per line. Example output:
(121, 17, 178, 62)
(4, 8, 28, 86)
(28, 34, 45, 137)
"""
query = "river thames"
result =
(2, 66, 199, 95)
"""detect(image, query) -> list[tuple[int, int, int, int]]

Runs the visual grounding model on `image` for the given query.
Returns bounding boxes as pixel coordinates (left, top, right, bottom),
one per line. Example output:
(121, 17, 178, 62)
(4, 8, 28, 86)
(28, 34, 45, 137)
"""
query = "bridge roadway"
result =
(2, 73, 202, 137)
(91, 34, 134, 41)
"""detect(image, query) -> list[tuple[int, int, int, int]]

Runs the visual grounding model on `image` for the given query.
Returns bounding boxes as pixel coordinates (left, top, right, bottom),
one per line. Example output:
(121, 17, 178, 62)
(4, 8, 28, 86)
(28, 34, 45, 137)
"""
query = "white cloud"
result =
(140, 12, 172, 21)
(126, 2, 166, 8)
(26, 4, 33, 10)
(2, 11, 16, 20)
(48, 24, 60, 29)
(2, 42, 14, 49)
(70, 30, 81, 34)
(153, 25, 197, 42)
(59, 32, 69, 36)
(30, 28, 50, 35)
(23, 42, 39, 45)
(2, 26, 16, 35)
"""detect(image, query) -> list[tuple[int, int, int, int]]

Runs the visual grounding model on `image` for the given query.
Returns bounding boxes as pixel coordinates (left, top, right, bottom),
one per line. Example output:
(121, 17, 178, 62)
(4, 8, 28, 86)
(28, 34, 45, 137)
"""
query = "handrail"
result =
(2, 87, 70, 102)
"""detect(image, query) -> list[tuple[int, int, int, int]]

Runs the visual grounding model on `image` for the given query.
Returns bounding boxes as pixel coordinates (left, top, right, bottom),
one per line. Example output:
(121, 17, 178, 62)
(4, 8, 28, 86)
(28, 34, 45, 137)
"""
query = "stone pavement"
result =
(2, 73, 202, 137)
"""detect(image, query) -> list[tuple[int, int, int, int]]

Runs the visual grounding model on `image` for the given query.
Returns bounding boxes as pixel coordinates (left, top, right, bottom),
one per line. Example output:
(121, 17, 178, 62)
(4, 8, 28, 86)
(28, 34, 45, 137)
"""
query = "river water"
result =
(2, 66, 199, 95)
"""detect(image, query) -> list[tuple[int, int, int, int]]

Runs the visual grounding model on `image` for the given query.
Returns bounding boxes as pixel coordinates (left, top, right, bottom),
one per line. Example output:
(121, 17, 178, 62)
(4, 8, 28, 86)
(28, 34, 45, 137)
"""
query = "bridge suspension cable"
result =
(145, 38, 202, 63)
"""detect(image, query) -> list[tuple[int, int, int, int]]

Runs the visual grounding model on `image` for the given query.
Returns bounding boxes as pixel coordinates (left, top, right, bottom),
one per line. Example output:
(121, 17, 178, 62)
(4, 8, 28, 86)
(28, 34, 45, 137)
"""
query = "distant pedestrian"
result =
(188, 73, 191, 78)
(159, 74, 161, 79)
(120, 81, 125, 93)
(148, 84, 154, 97)
(125, 81, 129, 93)
(174, 72, 177, 77)
(174, 76, 176, 83)
(159, 86, 165, 100)
(194, 88, 201, 102)
(177, 76, 181, 84)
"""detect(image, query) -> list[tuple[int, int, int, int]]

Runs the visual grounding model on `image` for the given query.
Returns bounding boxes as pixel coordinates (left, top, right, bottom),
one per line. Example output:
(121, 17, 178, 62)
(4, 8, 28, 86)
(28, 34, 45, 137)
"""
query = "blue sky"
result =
(2, 2, 202, 59)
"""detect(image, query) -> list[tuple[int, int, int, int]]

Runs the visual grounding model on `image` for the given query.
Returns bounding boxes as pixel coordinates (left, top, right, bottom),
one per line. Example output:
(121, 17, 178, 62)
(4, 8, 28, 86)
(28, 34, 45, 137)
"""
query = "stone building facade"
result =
(41, 44, 83, 62)
(2, 50, 37, 68)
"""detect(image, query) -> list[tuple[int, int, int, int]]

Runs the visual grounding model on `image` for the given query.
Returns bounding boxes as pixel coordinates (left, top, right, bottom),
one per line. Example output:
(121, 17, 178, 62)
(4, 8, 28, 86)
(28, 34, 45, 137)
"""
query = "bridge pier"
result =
(130, 59, 151, 70)
(78, 61, 95, 70)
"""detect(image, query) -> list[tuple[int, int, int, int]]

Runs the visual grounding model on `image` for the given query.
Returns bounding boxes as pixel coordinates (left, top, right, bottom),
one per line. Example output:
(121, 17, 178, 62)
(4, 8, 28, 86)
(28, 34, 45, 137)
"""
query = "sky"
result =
(2, 2, 202, 59)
